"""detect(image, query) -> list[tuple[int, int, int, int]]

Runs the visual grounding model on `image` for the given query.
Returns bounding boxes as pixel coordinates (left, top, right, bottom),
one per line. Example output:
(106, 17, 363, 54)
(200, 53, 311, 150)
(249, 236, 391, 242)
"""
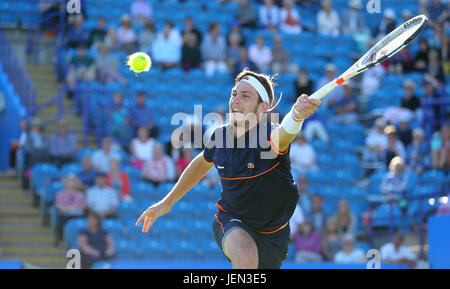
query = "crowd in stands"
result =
(7, 0, 448, 268)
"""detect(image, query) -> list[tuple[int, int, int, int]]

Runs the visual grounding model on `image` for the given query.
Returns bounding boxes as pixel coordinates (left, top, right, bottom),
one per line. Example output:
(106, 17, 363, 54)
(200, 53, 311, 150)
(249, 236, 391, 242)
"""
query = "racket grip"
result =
(309, 80, 338, 100)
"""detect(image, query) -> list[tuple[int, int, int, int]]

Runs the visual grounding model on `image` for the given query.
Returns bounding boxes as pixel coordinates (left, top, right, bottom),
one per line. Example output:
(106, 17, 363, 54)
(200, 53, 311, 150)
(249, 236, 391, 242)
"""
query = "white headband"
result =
(239, 75, 281, 111)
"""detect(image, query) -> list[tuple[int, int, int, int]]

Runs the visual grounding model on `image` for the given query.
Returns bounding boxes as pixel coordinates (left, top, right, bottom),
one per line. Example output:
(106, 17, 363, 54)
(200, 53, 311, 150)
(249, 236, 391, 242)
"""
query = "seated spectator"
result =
(249, 36, 273, 73)
(182, 17, 202, 47)
(92, 137, 121, 173)
(375, 9, 396, 39)
(363, 118, 388, 164)
(425, 49, 446, 86)
(423, 79, 445, 133)
(66, 14, 90, 48)
(130, 126, 156, 170)
(401, 80, 421, 115)
(306, 194, 328, 233)
(329, 199, 357, 236)
(107, 158, 131, 201)
(104, 27, 119, 51)
(49, 119, 77, 168)
(233, 46, 258, 76)
(360, 52, 386, 97)
(381, 157, 409, 208)
(55, 174, 86, 243)
(426, 0, 446, 24)
(227, 22, 246, 47)
(108, 92, 131, 149)
(139, 20, 156, 55)
(175, 148, 194, 178)
(290, 134, 318, 179)
(117, 14, 137, 54)
(413, 38, 430, 72)
(279, 0, 302, 35)
(317, 63, 344, 107)
(201, 23, 228, 77)
(384, 125, 407, 167)
(317, 0, 340, 37)
(94, 43, 126, 86)
(23, 118, 50, 172)
(129, 91, 158, 138)
(164, 20, 183, 48)
(406, 127, 429, 175)
(226, 34, 242, 71)
(259, 0, 280, 31)
(289, 202, 305, 240)
(321, 218, 341, 261)
(388, 45, 414, 74)
(341, 0, 366, 35)
(431, 123, 450, 169)
(77, 212, 116, 269)
(380, 231, 416, 268)
(142, 142, 176, 186)
(77, 155, 98, 190)
(130, 0, 153, 25)
(90, 17, 108, 50)
(271, 35, 298, 74)
(181, 34, 202, 72)
(334, 233, 366, 264)
(297, 176, 313, 216)
(397, 117, 413, 148)
(294, 69, 314, 98)
(66, 46, 96, 91)
(328, 81, 358, 124)
(235, 0, 258, 28)
(86, 173, 119, 219)
(294, 221, 322, 263)
(152, 26, 181, 70)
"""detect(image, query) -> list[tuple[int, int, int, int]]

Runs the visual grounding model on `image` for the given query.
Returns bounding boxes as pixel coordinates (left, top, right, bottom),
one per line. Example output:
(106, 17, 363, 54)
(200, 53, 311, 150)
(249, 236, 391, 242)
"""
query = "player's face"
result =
(229, 82, 263, 127)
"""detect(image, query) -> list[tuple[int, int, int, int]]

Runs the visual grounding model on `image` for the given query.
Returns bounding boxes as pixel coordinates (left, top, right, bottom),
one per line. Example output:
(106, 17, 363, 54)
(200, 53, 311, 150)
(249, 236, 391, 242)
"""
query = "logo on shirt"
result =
(217, 165, 225, 169)
(247, 162, 255, 169)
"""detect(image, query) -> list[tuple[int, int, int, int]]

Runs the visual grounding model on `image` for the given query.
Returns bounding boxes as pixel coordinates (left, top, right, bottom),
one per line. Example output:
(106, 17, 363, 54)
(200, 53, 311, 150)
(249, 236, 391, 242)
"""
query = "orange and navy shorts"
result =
(212, 205, 290, 269)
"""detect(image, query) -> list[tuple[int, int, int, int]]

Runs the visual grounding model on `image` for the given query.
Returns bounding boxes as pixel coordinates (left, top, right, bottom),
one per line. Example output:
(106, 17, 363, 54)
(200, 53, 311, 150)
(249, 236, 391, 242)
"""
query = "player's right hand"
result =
(135, 200, 171, 233)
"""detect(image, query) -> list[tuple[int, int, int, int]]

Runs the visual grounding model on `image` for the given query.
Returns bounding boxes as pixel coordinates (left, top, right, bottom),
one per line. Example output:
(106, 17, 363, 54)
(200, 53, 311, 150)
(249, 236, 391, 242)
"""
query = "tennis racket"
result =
(310, 14, 428, 100)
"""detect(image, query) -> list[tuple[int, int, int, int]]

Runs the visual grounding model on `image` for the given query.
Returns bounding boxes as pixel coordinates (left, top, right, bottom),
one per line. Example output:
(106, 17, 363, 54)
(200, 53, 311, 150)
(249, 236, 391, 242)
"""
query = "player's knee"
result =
(234, 244, 258, 269)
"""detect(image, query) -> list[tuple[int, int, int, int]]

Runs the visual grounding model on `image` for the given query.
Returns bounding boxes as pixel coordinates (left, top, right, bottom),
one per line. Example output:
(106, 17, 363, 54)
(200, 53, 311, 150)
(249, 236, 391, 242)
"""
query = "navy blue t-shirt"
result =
(203, 120, 298, 233)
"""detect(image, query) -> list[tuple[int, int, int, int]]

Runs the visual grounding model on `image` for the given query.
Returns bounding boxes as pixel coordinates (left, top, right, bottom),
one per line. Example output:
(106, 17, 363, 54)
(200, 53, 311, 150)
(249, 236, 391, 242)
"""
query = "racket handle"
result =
(309, 80, 338, 100)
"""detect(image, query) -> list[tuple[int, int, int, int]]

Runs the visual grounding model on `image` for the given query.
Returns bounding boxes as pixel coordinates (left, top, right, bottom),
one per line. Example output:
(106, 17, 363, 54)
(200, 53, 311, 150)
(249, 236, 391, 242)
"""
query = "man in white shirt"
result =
(363, 118, 388, 163)
(290, 134, 317, 180)
(91, 137, 121, 173)
(151, 26, 181, 70)
(249, 36, 273, 73)
(380, 231, 416, 268)
(334, 233, 366, 264)
(86, 173, 119, 219)
(317, 0, 340, 37)
(259, 0, 280, 30)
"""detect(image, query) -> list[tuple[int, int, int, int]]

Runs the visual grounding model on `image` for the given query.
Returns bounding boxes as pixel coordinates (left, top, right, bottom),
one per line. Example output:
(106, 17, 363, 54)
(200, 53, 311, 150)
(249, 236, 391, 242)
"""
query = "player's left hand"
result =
(292, 94, 321, 120)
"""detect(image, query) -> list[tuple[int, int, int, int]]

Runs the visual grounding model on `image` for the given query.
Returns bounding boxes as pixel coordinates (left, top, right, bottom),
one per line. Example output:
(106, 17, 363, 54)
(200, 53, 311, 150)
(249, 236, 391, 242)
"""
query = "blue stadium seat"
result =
(355, 242, 371, 254)
(30, 163, 59, 197)
(420, 170, 445, 190)
(117, 201, 139, 224)
(131, 181, 156, 200)
(60, 163, 83, 177)
(157, 182, 176, 199)
(169, 239, 200, 260)
(76, 148, 95, 162)
(187, 184, 211, 200)
(116, 239, 139, 259)
(102, 219, 125, 239)
(198, 239, 223, 260)
(64, 218, 88, 248)
(140, 239, 169, 260)
(121, 165, 142, 183)
(372, 204, 402, 227)
(195, 200, 217, 218)
(40, 181, 63, 222)
(170, 200, 196, 218)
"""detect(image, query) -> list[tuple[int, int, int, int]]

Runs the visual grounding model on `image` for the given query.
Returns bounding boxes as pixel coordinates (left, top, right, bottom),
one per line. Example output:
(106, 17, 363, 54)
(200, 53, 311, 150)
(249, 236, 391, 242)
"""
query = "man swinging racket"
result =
(136, 68, 321, 269)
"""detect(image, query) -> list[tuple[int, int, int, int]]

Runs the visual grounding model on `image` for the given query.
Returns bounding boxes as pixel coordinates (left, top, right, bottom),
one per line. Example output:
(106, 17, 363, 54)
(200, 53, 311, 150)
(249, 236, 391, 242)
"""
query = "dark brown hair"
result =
(234, 68, 277, 109)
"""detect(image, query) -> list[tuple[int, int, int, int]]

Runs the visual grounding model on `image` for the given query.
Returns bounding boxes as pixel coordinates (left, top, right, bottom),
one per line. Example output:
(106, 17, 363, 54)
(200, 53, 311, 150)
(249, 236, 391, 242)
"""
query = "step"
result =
(11, 256, 66, 265)
(0, 235, 53, 242)
(0, 226, 49, 234)
(0, 207, 37, 214)
(0, 201, 33, 207)
(0, 196, 32, 204)
(1, 246, 62, 255)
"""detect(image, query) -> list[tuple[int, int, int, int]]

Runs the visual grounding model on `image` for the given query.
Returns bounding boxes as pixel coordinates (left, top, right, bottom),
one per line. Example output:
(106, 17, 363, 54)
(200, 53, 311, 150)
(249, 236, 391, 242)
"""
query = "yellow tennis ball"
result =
(126, 52, 152, 73)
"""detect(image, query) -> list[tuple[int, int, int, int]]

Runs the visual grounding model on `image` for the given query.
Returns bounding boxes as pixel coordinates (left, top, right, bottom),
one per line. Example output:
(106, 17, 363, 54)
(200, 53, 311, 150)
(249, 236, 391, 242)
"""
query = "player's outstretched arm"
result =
(136, 151, 214, 233)
(271, 94, 321, 153)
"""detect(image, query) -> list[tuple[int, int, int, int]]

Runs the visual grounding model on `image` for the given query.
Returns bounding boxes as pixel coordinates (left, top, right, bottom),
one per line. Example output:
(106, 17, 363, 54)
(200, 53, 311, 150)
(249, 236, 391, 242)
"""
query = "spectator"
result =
(401, 9, 413, 23)
(317, 63, 344, 107)
(91, 137, 121, 173)
(406, 127, 429, 175)
(428, 22, 443, 51)
(201, 23, 228, 77)
(426, 0, 446, 24)
(66, 14, 90, 48)
(226, 34, 242, 71)
(401, 80, 421, 114)
(23, 118, 50, 171)
(328, 81, 358, 124)
(86, 173, 119, 218)
(279, 0, 302, 35)
(297, 176, 313, 216)
(259, 0, 280, 31)
(381, 156, 409, 205)
(90, 17, 108, 50)
(235, 0, 259, 28)
(321, 218, 341, 261)
(384, 125, 406, 167)
(106, 158, 131, 201)
(341, 0, 365, 35)
(431, 123, 450, 169)
(290, 134, 318, 179)
(334, 233, 366, 264)
(142, 142, 176, 186)
(329, 199, 357, 236)
(249, 36, 273, 73)
(397, 117, 413, 148)
(77, 155, 98, 190)
(306, 194, 328, 233)
(228, 22, 246, 47)
(380, 231, 416, 268)
(363, 118, 388, 164)
(181, 33, 202, 72)
(94, 43, 127, 86)
(130, 126, 156, 170)
(66, 46, 96, 92)
(295, 69, 314, 97)
(317, 0, 340, 37)
(108, 92, 131, 148)
(152, 26, 181, 70)
(388, 45, 414, 74)
(49, 119, 77, 168)
(360, 47, 386, 97)
(164, 20, 183, 48)
(104, 27, 119, 51)
(139, 20, 157, 55)
(55, 174, 86, 243)
(375, 9, 396, 39)
(129, 92, 158, 138)
(294, 221, 322, 263)
(413, 38, 430, 72)
(289, 202, 305, 240)
(130, 0, 153, 25)
(271, 35, 298, 74)
(117, 14, 137, 54)
(175, 148, 194, 178)
(423, 79, 445, 133)
(233, 46, 258, 76)
(182, 17, 202, 47)
(425, 49, 446, 86)
(77, 212, 116, 269)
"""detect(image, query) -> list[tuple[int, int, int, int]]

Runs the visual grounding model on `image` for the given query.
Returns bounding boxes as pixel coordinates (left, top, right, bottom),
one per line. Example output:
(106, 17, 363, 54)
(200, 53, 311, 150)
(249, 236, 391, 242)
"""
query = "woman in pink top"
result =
(142, 143, 175, 186)
(175, 148, 194, 179)
(55, 174, 86, 244)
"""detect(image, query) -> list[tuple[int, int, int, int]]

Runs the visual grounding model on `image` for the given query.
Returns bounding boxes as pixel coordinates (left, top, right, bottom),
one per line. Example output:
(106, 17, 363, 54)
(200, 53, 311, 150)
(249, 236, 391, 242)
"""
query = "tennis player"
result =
(136, 68, 321, 269)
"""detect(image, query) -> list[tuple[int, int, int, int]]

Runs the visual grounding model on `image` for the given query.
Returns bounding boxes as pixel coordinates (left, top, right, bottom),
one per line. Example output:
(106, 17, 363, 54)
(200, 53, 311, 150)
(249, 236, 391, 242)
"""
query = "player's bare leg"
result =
(223, 227, 258, 269)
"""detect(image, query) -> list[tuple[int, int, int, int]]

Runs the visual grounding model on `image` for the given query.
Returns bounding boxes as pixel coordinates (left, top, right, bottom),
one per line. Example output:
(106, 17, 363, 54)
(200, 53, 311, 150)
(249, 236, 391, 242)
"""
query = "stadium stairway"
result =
(0, 171, 66, 268)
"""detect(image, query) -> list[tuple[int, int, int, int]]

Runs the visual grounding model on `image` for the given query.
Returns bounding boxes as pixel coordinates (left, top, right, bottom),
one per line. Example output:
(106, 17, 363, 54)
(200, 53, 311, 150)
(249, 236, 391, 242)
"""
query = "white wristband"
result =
(280, 107, 304, 135)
